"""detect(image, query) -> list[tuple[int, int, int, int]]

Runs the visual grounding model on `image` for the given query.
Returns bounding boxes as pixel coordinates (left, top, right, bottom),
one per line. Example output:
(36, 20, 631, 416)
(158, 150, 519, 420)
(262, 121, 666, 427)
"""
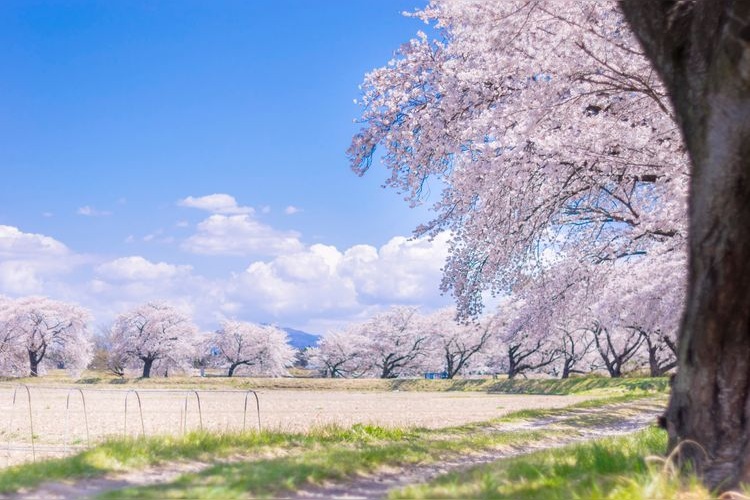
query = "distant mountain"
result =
(283, 327, 321, 349)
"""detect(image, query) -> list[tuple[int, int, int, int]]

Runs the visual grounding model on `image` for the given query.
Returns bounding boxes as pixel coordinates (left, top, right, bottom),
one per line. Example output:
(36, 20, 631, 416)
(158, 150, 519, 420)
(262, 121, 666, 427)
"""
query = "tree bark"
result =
(621, 0, 750, 489)
(645, 336, 677, 377)
(28, 350, 39, 377)
(142, 358, 154, 378)
(228, 363, 240, 377)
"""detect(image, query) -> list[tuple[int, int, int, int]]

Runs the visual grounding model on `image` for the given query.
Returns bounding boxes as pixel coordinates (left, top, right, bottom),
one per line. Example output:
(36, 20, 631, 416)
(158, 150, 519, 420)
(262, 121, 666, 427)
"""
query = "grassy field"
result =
(0, 385, 668, 498)
(0, 369, 670, 395)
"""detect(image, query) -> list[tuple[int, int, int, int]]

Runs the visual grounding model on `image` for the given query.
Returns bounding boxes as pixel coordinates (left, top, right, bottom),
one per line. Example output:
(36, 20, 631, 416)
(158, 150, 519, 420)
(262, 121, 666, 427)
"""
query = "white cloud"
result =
(227, 234, 451, 321)
(140, 229, 174, 244)
(342, 233, 451, 304)
(260, 205, 271, 214)
(96, 256, 192, 281)
(181, 214, 304, 257)
(230, 244, 358, 316)
(77, 206, 112, 217)
(0, 224, 453, 334)
(178, 194, 253, 215)
(0, 225, 69, 257)
(284, 205, 302, 215)
(0, 225, 77, 294)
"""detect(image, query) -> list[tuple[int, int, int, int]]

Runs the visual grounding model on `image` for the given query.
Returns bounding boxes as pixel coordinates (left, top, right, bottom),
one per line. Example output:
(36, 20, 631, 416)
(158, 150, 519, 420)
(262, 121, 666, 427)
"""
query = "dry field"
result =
(0, 384, 592, 467)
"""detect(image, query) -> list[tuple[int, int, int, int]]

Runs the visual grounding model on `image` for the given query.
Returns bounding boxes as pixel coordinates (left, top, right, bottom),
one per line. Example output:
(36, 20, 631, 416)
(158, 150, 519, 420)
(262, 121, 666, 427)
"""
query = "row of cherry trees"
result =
(101, 303, 296, 378)
(0, 292, 677, 380)
(308, 265, 682, 380)
(0, 297, 295, 378)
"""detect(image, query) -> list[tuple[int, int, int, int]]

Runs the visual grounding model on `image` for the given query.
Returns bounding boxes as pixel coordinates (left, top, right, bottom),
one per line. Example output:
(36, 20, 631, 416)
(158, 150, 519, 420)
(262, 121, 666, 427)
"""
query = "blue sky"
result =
(0, 1, 452, 332)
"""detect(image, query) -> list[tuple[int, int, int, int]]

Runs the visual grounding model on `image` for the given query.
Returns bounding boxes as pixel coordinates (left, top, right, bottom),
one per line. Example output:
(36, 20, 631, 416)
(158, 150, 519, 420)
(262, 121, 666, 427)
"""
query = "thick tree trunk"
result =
(228, 363, 239, 377)
(28, 351, 39, 377)
(142, 358, 154, 378)
(561, 359, 573, 379)
(445, 351, 456, 379)
(646, 343, 676, 378)
(621, 1, 750, 489)
(507, 348, 518, 380)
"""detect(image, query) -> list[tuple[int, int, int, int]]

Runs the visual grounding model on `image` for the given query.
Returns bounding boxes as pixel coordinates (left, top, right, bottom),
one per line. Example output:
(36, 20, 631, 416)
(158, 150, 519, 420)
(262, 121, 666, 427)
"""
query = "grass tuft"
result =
(390, 426, 716, 499)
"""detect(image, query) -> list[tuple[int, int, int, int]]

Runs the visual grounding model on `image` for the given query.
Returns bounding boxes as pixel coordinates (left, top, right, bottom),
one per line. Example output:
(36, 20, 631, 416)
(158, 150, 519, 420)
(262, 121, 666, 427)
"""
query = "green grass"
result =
(0, 424, 422, 495)
(0, 423, 555, 498)
(476, 377, 669, 396)
(0, 370, 669, 395)
(96, 395, 666, 499)
(0, 392, 663, 496)
(98, 428, 554, 499)
(390, 426, 712, 499)
(0, 376, 669, 497)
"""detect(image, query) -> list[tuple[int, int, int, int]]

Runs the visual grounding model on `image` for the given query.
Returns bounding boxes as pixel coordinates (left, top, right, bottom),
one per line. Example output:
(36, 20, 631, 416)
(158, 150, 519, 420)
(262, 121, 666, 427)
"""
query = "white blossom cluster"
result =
(350, 0, 687, 318)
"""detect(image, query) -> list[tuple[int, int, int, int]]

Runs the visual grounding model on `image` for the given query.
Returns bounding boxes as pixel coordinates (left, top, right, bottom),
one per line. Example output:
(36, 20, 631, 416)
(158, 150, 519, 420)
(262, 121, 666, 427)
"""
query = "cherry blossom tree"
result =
(521, 259, 599, 379)
(556, 327, 595, 379)
(350, 0, 687, 317)
(490, 297, 560, 379)
(0, 296, 26, 376)
(211, 321, 295, 377)
(308, 328, 369, 378)
(192, 332, 215, 377)
(422, 308, 493, 378)
(0, 296, 92, 377)
(89, 326, 126, 377)
(618, 253, 683, 377)
(109, 302, 198, 378)
(577, 251, 683, 377)
(359, 306, 429, 379)
(589, 323, 644, 378)
(641, 330, 676, 377)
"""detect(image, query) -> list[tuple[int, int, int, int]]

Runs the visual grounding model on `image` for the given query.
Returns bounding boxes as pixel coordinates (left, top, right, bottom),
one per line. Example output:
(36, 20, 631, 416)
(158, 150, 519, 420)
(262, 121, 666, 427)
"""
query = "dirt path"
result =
(4, 398, 664, 500)
(289, 399, 664, 500)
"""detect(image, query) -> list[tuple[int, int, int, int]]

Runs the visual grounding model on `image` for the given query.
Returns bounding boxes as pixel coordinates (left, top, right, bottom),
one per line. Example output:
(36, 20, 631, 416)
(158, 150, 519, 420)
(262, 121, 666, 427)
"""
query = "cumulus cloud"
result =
(96, 256, 192, 281)
(227, 233, 451, 321)
(178, 194, 253, 215)
(0, 226, 69, 257)
(284, 205, 302, 215)
(181, 214, 304, 257)
(0, 225, 76, 294)
(0, 224, 453, 333)
(230, 244, 358, 316)
(77, 206, 112, 217)
(341, 233, 451, 303)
